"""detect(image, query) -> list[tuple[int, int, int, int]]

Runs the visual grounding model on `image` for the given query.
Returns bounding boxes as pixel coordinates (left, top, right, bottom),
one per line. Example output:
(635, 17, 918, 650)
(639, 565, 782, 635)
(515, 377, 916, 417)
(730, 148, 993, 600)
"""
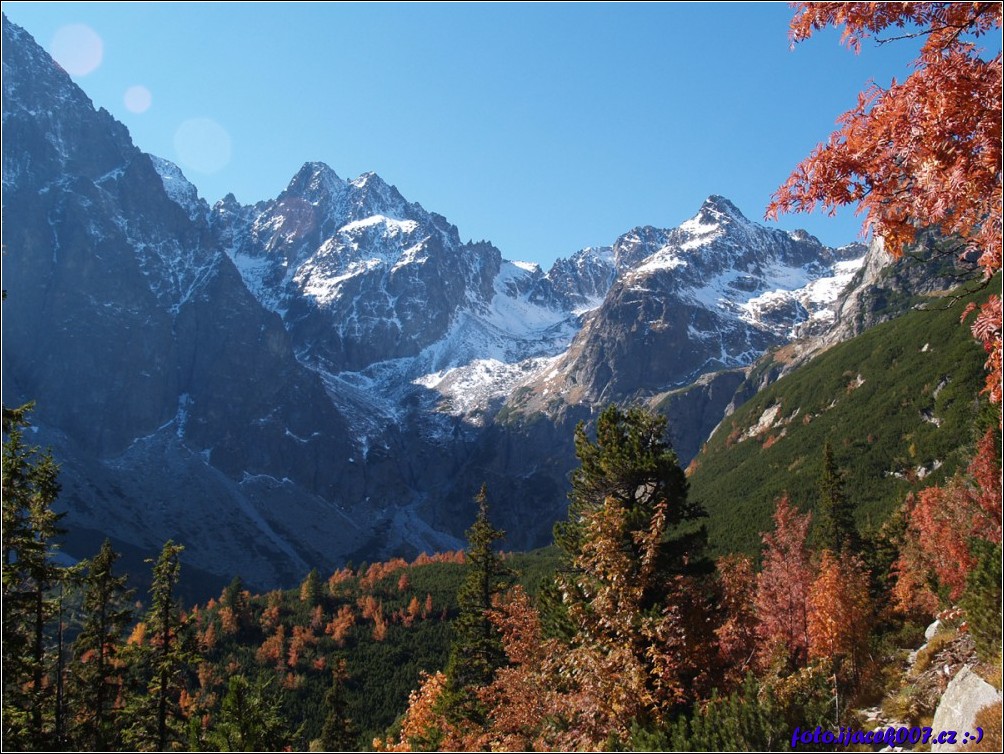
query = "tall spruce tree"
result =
(442, 484, 514, 724)
(124, 540, 193, 751)
(817, 442, 859, 554)
(208, 674, 289, 752)
(2, 407, 68, 750)
(538, 406, 718, 731)
(546, 405, 708, 640)
(555, 405, 701, 563)
(318, 660, 357, 751)
(66, 539, 134, 750)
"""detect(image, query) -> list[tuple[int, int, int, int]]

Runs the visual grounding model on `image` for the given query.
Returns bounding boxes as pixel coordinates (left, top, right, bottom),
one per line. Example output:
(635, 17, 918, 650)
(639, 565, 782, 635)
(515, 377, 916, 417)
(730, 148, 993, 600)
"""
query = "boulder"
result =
(931, 666, 1001, 752)
(926, 619, 942, 642)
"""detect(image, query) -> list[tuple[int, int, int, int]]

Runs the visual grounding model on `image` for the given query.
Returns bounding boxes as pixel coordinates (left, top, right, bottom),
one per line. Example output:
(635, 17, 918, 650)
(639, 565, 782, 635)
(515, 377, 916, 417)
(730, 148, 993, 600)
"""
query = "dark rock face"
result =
(651, 370, 749, 464)
(528, 247, 616, 311)
(825, 230, 978, 345)
(562, 277, 768, 403)
(2, 17, 368, 587)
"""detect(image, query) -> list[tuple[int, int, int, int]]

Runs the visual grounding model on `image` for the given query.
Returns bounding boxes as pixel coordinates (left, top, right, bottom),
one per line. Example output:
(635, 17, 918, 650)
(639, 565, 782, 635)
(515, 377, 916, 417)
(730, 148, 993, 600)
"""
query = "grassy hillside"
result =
(688, 283, 995, 559)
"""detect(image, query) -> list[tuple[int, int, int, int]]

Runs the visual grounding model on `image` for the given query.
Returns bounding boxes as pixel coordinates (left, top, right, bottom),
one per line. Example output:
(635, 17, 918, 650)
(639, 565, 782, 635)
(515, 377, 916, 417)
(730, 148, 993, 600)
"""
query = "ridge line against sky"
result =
(3, 2, 941, 267)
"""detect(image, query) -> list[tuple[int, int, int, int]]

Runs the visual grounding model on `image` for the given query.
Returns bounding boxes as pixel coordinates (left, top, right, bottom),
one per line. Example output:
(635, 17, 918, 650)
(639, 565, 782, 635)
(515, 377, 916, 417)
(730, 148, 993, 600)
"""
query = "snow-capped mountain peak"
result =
(671, 195, 748, 244)
(282, 161, 347, 205)
(697, 193, 747, 221)
(350, 170, 391, 191)
(502, 195, 867, 413)
(149, 155, 208, 222)
(345, 171, 413, 220)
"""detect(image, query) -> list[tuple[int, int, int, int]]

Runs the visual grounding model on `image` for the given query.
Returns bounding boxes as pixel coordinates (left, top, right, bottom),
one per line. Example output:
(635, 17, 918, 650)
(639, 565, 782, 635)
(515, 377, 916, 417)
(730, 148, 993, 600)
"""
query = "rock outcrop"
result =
(931, 666, 1002, 752)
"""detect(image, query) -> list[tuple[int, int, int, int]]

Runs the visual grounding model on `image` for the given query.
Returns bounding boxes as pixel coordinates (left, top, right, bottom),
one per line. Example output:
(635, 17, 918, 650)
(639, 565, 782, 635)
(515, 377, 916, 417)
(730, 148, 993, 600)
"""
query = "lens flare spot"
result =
(50, 23, 103, 76)
(173, 118, 232, 175)
(124, 85, 152, 114)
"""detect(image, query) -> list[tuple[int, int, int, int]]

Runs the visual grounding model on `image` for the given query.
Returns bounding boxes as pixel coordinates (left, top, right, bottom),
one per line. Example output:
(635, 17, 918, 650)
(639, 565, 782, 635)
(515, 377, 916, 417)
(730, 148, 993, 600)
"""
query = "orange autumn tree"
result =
(893, 425, 1003, 609)
(767, 2, 1003, 409)
(476, 587, 564, 751)
(807, 550, 872, 675)
(755, 495, 814, 672)
(373, 671, 462, 752)
(714, 553, 759, 690)
(324, 605, 356, 646)
(474, 496, 715, 751)
(558, 495, 713, 743)
(528, 406, 717, 746)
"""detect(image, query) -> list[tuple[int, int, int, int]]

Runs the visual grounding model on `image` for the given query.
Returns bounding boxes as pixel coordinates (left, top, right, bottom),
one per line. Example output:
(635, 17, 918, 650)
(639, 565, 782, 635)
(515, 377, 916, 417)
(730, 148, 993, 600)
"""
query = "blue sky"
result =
(4, 2, 933, 267)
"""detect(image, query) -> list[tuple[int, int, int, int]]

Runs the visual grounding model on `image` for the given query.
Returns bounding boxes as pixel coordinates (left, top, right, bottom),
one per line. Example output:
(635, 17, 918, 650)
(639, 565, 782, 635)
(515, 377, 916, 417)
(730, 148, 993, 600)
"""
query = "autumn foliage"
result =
(807, 550, 872, 671)
(476, 587, 559, 750)
(893, 426, 1003, 609)
(383, 402, 989, 750)
(381, 408, 719, 750)
(376, 672, 449, 751)
(768, 4, 1002, 687)
(449, 494, 715, 751)
(768, 2, 1003, 409)
(714, 554, 758, 689)
(755, 495, 813, 672)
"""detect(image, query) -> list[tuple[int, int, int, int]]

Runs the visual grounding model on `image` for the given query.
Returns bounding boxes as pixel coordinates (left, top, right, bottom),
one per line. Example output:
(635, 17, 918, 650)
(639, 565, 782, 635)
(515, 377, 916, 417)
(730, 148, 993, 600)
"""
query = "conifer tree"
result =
(442, 484, 514, 724)
(124, 540, 194, 751)
(816, 442, 859, 554)
(208, 674, 289, 752)
(471, 410, 717, 748)
(2, 407, 68, 749)
(517, 408, 715, 743)
(657, 675, 787, 752)
(547, 406, 706, 641)
(318, 660, 357, 751)
(566, 492, 717, 730)
(556, 405, 699, 561)
(299, 567, 321, 607)
(66, 539, 134, 750)
(218, 575, 251, 637)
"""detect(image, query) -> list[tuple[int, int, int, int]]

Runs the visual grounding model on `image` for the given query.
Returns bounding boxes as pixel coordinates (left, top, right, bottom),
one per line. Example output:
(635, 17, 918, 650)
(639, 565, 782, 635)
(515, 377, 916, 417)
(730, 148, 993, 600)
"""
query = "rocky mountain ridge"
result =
(504, 195, 864, 414)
